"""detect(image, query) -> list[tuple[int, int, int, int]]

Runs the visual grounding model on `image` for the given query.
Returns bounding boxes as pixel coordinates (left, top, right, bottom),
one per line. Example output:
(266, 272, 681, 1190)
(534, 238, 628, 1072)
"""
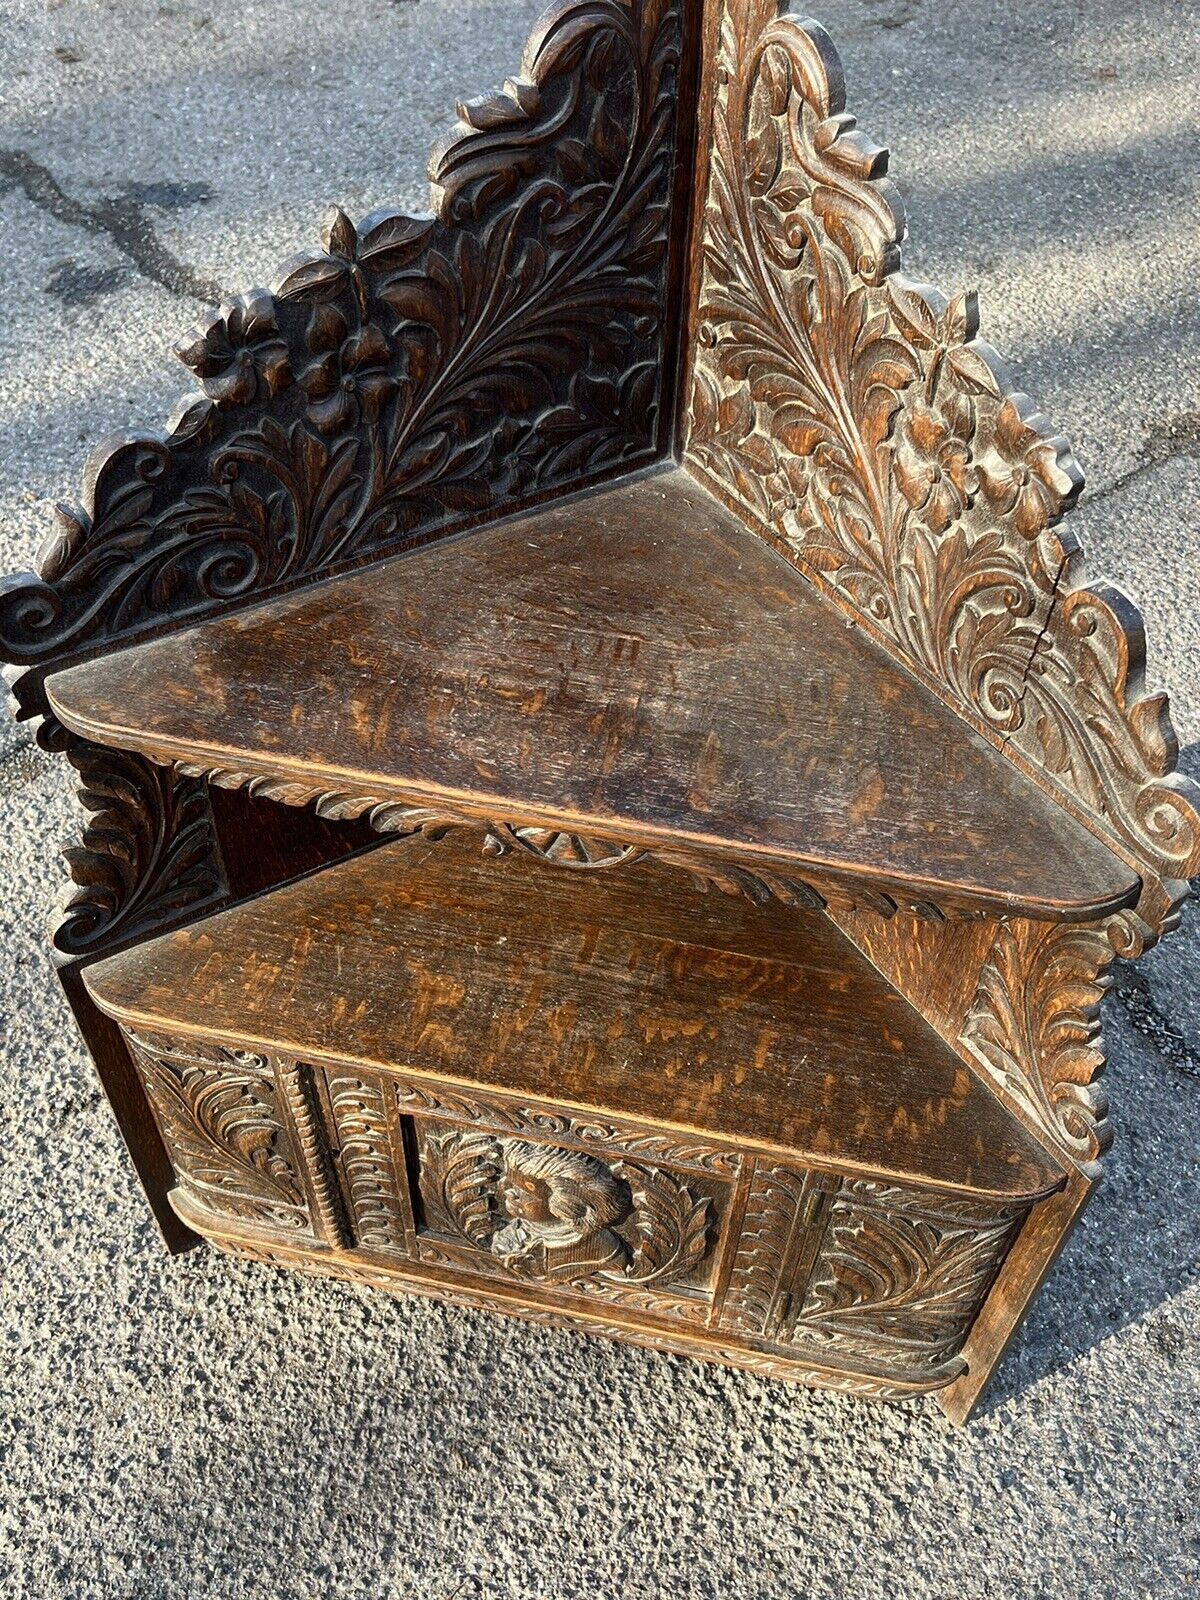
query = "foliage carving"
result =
(0, 0, 682, 692)
(685, 0, 1200, 932)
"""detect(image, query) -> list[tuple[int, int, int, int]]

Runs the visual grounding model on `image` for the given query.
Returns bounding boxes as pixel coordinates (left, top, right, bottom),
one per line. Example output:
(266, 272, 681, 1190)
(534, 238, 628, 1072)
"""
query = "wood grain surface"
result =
(48, 467, 1138, 923)
(84, 831, 1065, 1200)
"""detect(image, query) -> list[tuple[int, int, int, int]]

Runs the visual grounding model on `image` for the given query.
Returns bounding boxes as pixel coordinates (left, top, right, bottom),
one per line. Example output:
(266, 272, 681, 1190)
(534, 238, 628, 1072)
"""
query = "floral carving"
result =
(126, 1032, 312, 1236)
(176, 289, 291, 409)
(685, 0, 1200, 932)
(0, 0, 682, 690)
(892, 393, 976, 535)
(53, 738, 225, 957)
(420, 1128, 714, 1294)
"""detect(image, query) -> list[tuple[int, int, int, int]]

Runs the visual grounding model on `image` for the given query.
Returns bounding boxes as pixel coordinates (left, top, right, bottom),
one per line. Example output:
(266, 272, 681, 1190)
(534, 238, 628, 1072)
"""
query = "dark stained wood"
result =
(55, 960, 200, 1254)
(47, 468, 1138, 925)
(206, 784, 379, 901)
(3, 0, 1197, 1418)
(84, 831, 1064, 1201)
(0, 0, 690, 685)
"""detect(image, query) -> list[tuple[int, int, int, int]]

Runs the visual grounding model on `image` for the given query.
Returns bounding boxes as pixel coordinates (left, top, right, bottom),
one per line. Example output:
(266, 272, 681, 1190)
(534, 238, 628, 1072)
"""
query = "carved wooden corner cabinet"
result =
(4, 0, 1196, 1424)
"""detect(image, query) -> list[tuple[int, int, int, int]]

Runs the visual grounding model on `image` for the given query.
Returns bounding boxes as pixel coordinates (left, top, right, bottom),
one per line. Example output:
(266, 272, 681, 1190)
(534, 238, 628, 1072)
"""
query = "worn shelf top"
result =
(47, 466, 1137, 921)
(85, 832, 1065, 1200)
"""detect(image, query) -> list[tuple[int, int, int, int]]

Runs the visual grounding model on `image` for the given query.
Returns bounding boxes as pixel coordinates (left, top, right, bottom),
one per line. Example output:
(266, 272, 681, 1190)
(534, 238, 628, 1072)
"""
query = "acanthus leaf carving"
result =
(684, 0, 1200, 933)
(959, 910, 1153, 1174)
(53, 738, 226, 958)
(125, 1031, 313, 1237)
(0, 0, 682, 674)
(787, 1178, 1025, 1373)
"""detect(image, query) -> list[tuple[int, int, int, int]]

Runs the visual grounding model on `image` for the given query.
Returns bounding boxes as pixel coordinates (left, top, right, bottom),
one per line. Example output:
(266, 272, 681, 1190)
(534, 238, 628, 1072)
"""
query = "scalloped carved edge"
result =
(683, 0, 1200, 937)
(0, 0, 683, 698)
(165, 752, 988, 923)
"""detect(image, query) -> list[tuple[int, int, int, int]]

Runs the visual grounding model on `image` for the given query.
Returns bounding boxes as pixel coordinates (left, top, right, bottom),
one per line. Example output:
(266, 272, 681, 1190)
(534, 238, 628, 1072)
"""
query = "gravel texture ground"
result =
(1, 0, 1198, 1595)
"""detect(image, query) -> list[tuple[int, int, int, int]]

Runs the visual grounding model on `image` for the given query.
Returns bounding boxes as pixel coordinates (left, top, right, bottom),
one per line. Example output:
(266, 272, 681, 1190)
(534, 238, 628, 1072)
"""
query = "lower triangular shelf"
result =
(83, 832, 1067, 1398)
(85, 831, 1061, 1199)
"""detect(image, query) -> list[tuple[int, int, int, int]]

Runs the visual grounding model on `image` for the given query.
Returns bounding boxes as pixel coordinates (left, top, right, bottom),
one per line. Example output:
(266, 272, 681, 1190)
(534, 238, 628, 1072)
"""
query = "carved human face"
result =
(498, 1166, 557, 1228)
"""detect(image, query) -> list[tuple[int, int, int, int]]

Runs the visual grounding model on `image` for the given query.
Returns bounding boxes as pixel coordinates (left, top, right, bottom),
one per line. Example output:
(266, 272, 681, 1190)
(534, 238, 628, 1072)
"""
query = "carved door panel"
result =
(781, 1180, 1026, 1378)
(411, 1116, 731, 1327)
(124, 1030, 319, 1242)
(720, 1162, 1028, 1379)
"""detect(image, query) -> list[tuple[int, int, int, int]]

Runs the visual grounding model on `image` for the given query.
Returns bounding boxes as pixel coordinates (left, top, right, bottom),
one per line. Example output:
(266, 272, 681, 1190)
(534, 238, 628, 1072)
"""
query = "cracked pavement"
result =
(1, 0, 1198, 1596)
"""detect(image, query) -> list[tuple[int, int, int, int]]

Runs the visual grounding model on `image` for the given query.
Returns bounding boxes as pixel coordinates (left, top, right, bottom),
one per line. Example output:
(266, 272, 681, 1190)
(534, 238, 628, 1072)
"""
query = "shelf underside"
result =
(47, 466, 1138, 923)
(85, 829, 1065, 1201)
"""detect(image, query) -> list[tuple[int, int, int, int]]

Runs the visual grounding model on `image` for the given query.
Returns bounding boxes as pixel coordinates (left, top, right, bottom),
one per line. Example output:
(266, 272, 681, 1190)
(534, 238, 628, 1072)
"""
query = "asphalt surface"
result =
(1, 0, 1198, 1595)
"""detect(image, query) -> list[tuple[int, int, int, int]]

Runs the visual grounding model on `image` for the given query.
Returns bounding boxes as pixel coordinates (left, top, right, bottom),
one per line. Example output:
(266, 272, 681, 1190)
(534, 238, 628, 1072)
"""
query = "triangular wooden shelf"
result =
(5, 0, 1197, 1421)
(83, 831, 1065, 1203)
(45, 466, 1137, 925)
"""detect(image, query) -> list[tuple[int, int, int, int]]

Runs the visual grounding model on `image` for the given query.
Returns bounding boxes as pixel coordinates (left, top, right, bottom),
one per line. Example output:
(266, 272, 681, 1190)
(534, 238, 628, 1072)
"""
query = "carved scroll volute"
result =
(684, 0, 1200, 935)
(0, 0, 683, 706)
(51, 734, 226, 958)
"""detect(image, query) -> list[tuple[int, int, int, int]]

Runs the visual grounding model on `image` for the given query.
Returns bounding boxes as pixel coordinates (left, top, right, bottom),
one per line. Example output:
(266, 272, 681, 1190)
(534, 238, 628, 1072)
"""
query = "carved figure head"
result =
(495, 1140, 631, 1247)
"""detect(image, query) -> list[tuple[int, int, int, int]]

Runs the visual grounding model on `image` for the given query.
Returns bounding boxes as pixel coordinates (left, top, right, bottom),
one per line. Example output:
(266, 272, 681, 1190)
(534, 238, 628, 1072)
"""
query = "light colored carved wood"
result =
(682, 0, 1200, 937)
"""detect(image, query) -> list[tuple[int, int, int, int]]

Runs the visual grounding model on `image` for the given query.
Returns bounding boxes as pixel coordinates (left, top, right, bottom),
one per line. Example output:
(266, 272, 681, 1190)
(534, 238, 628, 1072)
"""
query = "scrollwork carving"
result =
(684, 0, 1200, 931)
(0, 0, 682, 683)
(53, 738, 226, 957)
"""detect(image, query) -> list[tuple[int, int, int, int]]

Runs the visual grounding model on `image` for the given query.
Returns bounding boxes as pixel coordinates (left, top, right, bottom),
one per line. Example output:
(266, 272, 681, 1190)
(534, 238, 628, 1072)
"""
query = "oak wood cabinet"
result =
(3, 0, 1195, 1423)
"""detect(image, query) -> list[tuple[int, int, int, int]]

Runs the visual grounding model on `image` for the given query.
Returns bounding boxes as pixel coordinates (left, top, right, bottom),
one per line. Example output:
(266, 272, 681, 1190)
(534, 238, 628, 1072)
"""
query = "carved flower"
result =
(175, 289, 291, 407)
(767, 446, 820, 533)
(296, 305, 395, 434)
(893, 394, 977, 533)
(978, 398, 1074, 537)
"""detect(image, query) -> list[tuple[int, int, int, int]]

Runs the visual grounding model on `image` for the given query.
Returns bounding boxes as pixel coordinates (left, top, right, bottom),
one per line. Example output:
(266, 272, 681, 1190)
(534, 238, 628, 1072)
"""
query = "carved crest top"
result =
(0, 0, 684, 714)
(683, 0, 1200, 938)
